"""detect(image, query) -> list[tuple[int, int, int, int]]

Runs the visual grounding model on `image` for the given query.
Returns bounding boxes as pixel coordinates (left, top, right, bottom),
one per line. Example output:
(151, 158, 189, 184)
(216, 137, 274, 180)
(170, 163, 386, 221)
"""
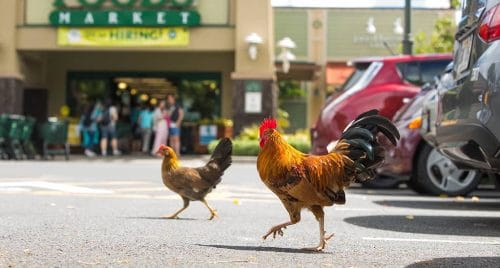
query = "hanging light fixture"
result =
(118, 82, 128, 90)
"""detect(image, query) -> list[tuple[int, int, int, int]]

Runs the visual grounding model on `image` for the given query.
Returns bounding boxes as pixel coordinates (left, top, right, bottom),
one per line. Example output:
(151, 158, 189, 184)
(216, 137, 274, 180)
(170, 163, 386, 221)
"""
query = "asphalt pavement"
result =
(0, 156, 499, 267)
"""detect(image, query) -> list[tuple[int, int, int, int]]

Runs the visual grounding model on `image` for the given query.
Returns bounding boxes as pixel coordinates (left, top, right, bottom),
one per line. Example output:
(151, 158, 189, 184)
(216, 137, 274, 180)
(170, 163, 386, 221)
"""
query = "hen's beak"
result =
(156, 147, 169, 156)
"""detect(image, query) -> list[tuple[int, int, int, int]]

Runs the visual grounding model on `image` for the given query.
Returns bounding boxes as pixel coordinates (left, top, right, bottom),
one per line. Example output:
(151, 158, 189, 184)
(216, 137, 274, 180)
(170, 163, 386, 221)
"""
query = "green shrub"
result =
(208, 127, 311, 156)
(208, 138, 260, 156)
(208, 136, 310, 156)
(237, 124, 258, 140)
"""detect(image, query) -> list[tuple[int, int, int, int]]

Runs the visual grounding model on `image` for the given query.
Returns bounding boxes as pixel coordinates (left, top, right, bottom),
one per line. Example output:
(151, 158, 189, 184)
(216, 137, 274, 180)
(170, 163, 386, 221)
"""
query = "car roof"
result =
(350, 53, 452, 64)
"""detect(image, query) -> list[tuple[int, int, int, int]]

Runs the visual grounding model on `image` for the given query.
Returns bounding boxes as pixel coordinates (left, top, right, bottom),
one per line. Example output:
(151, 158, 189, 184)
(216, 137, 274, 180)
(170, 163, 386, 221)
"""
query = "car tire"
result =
(361, 174, 401, 189)
(408, 143, 481, 196)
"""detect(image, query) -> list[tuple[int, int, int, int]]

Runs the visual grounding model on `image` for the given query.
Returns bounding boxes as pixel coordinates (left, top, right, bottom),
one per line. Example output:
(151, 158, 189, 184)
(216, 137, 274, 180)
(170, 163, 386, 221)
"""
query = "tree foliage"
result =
(414, 16, 456, 54)
(450, 0, 460, 9)
(278, 81, 306, 99)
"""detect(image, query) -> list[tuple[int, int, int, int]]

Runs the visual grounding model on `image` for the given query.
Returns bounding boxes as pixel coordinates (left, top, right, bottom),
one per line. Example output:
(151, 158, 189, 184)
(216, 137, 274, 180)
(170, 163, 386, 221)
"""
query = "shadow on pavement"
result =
(347, 188, 418, 197)
(196, 244, 327, 254)
(406, 257, 500, 268)
(124, 216, 197, 221)
(344, 215, 500, 237)
(375, 200, 500, 211)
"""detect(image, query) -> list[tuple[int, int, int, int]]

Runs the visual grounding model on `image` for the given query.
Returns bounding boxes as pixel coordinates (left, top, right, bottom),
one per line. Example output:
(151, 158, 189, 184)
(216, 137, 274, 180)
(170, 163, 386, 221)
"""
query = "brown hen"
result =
(157, 138, 232, 220)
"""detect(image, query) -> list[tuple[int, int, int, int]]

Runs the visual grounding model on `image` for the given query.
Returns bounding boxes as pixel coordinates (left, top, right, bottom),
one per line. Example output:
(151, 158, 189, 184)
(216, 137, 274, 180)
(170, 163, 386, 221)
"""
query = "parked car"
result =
(435, 0, 500, 171)
(311, 54, 452, 157)
(378, 67, 482, 196)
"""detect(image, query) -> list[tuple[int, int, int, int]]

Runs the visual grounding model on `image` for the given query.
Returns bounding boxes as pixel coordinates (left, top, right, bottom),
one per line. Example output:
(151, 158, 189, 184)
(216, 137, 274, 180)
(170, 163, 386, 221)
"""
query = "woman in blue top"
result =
(138, 104, 154, 153)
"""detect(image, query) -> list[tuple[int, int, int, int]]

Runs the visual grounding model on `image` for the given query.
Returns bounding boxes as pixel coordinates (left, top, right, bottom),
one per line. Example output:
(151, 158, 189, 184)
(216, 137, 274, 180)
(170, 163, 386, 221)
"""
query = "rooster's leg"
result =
(303, 206, 334, 252)
(201, 199, 218, 220)
(164, 196, 190, 219)
(263, 203, 301, 240)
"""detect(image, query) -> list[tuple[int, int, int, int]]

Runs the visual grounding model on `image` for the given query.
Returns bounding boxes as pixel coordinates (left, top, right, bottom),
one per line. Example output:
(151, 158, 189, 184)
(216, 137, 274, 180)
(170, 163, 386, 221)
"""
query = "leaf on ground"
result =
(471, 196, 480, 202)
(455, 196, 465, 201)
(233, 199, 242, 205)
(439, 194, 448, 198)
(405, 215, 414, 220)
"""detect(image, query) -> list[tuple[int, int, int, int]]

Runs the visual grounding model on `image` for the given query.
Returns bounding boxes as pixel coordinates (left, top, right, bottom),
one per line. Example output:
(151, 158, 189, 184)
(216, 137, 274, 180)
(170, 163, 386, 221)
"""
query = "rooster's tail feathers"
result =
(209, 137, 233, 172)
(337, 110, 399, 182)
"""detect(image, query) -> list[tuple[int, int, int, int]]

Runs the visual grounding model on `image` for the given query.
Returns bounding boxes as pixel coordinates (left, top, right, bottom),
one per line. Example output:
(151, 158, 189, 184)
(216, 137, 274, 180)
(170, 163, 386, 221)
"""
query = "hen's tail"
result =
(209, 138, 233, 172)
(335, 109, 400, 182)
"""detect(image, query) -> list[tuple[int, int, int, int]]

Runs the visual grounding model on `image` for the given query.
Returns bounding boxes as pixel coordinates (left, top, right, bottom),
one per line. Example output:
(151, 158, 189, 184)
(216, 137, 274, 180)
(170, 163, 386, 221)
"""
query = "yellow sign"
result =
(57, 27, 189, 46)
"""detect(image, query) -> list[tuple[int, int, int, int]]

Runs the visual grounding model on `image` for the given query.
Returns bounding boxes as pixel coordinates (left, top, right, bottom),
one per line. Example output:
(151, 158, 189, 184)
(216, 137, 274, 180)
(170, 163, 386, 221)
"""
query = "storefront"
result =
(0, 0, 277, 153)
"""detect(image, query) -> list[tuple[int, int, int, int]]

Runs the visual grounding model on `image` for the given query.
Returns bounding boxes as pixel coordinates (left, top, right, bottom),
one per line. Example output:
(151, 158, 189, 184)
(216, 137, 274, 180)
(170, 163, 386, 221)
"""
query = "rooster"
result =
(156, 138, 232, 220)
(257, 110, 399, 251)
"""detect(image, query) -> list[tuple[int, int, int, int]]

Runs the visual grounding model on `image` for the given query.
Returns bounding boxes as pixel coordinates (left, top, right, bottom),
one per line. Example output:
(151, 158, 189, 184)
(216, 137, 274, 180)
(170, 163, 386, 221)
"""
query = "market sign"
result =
(57, 27, 189, 46)
(49, 0, 200, 27)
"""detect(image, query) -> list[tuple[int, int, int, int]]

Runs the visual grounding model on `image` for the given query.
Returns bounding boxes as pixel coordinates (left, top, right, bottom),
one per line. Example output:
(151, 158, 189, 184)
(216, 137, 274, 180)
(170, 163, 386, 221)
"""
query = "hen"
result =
(257, 110, 399, 251)
(156, 138, 232, 220)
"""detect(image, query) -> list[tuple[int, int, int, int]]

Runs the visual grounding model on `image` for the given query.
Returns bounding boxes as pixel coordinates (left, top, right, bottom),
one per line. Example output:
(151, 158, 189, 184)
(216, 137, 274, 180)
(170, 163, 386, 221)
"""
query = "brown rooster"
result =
(257, 110, 399, 251)
(156, 138, 232, 220)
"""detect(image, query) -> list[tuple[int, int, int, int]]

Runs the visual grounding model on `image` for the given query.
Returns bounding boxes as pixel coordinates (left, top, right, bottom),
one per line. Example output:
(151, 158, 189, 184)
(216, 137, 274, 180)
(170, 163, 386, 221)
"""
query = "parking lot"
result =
(0, 158, 499, 267)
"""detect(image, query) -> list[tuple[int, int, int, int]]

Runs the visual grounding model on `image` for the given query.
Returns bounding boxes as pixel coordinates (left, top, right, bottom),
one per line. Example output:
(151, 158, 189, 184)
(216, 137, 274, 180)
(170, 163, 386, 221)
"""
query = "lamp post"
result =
(402, 0, 413, 55)
(277, 37, 296, 74)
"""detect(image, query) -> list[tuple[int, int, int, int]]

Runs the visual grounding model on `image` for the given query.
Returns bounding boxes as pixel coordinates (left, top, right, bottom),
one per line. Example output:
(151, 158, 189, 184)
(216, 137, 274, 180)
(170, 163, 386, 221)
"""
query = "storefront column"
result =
(0, 0, 23, 114)
(307, 10, 328, 128)
(232, 0, 276, 134)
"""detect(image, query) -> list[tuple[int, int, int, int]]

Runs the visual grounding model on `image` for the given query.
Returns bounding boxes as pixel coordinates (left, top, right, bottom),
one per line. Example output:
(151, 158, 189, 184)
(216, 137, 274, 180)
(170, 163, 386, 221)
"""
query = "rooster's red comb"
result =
(259, 117, 277, 137)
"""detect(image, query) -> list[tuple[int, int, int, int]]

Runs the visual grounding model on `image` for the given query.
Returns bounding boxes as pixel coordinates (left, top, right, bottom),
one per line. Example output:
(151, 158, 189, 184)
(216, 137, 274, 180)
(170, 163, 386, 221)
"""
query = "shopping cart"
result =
(40, 119, 70, 160)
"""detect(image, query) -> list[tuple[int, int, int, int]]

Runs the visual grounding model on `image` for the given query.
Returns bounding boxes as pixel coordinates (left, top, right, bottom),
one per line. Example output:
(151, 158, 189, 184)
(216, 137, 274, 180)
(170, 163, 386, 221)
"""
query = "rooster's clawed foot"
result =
(262, 225, 287, 240)
(302, 232, 334, 252)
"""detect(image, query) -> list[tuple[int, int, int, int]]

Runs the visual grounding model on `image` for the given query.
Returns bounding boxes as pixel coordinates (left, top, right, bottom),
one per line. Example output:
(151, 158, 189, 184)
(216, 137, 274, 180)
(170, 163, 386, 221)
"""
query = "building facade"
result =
(274, 5, 455, 128)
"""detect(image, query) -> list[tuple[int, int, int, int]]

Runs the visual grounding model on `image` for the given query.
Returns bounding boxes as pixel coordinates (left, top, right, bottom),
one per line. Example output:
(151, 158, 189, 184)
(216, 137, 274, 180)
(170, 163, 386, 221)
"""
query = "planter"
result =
(193, 124, 233, 154)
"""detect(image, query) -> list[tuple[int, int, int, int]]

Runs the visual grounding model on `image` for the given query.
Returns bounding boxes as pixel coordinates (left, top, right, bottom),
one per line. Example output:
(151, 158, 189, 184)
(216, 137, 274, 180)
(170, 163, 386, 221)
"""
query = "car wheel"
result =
(361, 174, 401, 189)
(409, 143, 481, 196)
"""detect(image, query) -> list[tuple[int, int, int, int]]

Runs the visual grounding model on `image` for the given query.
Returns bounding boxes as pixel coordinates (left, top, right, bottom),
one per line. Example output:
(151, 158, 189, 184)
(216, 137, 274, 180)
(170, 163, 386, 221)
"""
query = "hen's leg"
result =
(263, 204, 300, 240)
(201, 199, 218, 220)
(303, 206, 334, 252)
(164, 196, 190, 219)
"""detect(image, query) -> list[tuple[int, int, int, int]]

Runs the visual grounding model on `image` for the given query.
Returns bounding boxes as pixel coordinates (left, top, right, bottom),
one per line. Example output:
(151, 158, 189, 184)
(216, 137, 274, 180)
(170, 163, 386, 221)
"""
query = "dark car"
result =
(378, 64, 481, 196)
(311, 54, 452, 156)
(435, 0, 500, 171)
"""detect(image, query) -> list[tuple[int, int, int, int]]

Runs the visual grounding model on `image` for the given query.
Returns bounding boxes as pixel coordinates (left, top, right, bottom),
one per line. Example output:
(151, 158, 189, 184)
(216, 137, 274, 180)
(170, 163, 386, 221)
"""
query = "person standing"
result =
(151, 100, 170, 156)
(138, 104, 154, 153)
(99, 99, 121, 156)
(167, 93, 183, 155)
(79, 102, 98, 157)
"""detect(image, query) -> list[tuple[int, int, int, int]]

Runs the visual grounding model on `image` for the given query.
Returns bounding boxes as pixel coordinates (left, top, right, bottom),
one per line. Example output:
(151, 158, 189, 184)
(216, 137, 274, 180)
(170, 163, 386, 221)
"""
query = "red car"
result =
(311, 54, 452, 156)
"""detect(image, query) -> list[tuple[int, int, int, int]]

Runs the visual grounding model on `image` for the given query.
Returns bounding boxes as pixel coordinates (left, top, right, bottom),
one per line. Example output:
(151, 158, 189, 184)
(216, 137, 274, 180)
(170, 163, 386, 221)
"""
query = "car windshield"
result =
(342, 61, 383, 95)
(340, 62, 370, 91)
